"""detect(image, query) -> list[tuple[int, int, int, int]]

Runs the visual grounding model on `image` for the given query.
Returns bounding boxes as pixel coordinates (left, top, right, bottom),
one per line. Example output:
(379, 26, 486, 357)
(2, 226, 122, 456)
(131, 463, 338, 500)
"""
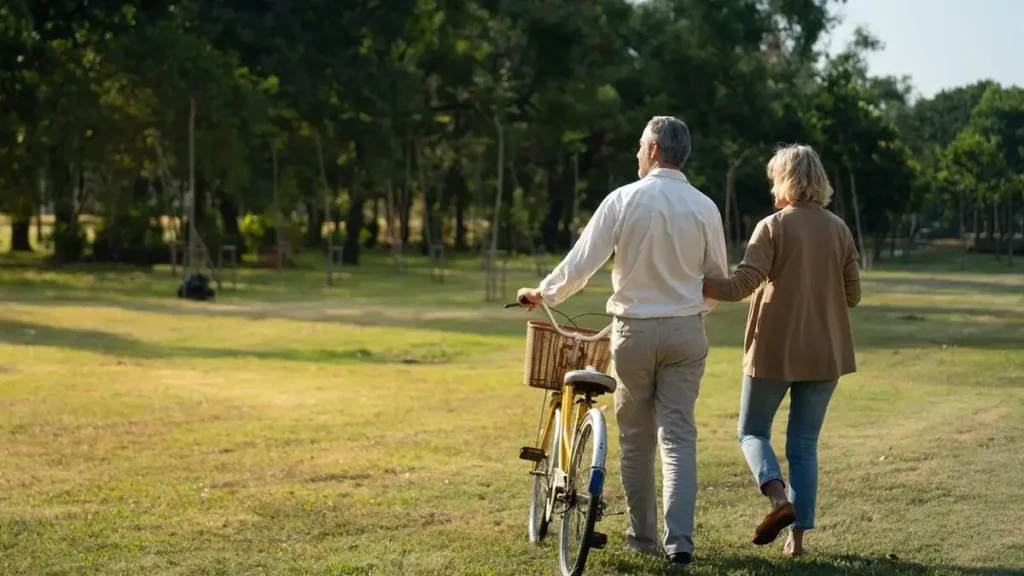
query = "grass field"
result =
(1, 252, 1023, 576)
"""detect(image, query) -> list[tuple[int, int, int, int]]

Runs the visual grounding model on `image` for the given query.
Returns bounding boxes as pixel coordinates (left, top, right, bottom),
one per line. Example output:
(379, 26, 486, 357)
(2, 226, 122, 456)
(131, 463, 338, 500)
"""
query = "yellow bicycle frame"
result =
(534, 383, 595, 474)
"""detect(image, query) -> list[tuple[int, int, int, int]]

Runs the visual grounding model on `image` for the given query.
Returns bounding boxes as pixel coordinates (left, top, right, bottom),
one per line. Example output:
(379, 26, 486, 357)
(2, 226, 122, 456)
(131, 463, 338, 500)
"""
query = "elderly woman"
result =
(703, 144, 861, 556)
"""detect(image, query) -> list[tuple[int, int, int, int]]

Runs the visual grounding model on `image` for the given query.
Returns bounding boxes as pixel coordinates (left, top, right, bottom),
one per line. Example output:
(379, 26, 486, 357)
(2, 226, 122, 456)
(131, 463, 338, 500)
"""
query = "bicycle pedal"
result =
(518, 446, 546, 462)
(588, 531, 608, 549)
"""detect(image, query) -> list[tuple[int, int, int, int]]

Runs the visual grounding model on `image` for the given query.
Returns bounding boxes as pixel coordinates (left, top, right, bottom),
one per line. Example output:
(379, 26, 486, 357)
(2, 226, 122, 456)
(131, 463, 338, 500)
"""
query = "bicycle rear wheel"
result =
(529, 407, 560, 543)
(559, 408, 608, 576)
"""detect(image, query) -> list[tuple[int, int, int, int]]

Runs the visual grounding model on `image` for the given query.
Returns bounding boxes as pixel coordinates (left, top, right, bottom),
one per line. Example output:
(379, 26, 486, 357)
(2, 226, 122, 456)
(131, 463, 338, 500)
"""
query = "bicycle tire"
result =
(559, 408, 608, 576)
(529, 407, 560, 544)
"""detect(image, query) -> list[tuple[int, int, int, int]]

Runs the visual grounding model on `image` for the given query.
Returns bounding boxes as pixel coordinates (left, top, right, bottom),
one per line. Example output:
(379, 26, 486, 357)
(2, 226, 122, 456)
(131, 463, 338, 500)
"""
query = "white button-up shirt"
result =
(538, 168, 729, 319)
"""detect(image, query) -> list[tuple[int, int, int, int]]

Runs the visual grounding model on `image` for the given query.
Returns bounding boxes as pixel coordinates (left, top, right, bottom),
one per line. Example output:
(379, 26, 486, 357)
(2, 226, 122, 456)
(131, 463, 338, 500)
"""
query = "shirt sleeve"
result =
(538, 192, 620, 307)
(701, 204, 730, 310)
(703, 218, 774, 302)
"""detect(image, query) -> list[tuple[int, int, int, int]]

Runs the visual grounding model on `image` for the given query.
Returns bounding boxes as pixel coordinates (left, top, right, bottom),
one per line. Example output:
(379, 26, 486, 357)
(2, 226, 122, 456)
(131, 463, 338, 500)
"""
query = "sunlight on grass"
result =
(1, 253, 1022, 575)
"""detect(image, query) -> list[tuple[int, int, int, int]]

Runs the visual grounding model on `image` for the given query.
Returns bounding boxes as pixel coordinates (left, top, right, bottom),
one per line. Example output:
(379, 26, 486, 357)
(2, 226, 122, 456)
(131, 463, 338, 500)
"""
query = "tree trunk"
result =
(508, 163, 523, 253)
(724, 150, 749, 251)
(842, 155, 867, 270)
(992, 200, 1000, 259)
(973, 203, 979, 254)
(401, 147, 411, 246)
(419, 183, 434, 253)
(216, 189, 241, 249)
(490, 116, 504, 253)
(730, 180, 742, 248)
(183, 171, 210, 251)
(364, 198, 380, 249)
(187, 96, 198, 272)
(416, 140, 432, 255)
(472, 165, 483, 252)
(1007, 194, 1014, 267)
(314, 129, 336, 283)
(450, 165, 469, 251)
(305, 199, 322, 248)
(541, 168, 565, 252)
(570, 153, 580, 246)
(9, 216, 33, 252)
(49, 154, 74, 229)
(504, 162, 514, 256)
(400, 187, 411, 247)
(421, 186, 433, 253)
(888, 215, 898, 259)
(959, 188, 967, 270)
(455, 192, 467, 251)
(385, 179, 395, 246)
(903, 213, 917, 263)
(343, 195, 366, 265)
(49, 144, 80, 263)
(36, 200, 42, 244)
(435, 163, 447, 249)
(832, 165, 847, 221)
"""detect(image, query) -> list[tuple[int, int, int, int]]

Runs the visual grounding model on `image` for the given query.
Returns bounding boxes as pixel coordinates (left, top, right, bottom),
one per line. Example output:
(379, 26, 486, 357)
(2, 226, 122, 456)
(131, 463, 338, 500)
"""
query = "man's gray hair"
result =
(646, 116, 691, 167)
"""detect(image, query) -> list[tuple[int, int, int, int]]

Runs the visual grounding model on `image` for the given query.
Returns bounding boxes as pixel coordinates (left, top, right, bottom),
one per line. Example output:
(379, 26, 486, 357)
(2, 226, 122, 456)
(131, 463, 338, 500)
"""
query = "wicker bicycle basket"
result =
(523, 320, 612, 391)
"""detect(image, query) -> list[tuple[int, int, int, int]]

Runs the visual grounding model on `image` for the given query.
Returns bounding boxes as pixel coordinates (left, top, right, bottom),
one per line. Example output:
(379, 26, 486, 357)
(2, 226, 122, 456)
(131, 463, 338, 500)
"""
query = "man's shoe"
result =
(668, 552, 692, 565)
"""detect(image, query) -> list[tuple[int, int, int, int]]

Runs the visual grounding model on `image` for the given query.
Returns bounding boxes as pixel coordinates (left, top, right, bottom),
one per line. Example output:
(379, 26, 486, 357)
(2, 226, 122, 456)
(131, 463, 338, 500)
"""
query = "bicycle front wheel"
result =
(529, 407, 559, 544)
(559, 408, 608, 576)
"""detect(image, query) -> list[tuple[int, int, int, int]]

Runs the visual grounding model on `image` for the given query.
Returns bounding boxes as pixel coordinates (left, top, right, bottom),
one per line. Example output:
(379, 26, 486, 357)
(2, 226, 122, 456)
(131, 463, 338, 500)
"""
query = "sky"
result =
(827, 0, 1024, 100)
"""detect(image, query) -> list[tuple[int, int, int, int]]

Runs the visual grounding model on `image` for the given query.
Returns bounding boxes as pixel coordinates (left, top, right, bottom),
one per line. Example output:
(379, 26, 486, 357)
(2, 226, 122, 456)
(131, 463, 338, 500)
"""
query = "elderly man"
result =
(518, 116, 728, 566)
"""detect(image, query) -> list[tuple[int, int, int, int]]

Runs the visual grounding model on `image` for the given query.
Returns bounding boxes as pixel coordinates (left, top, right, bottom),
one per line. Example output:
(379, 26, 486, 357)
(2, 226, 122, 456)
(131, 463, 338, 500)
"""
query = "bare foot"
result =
(763, 480, 790, 512)
(783, 531, 805, 557)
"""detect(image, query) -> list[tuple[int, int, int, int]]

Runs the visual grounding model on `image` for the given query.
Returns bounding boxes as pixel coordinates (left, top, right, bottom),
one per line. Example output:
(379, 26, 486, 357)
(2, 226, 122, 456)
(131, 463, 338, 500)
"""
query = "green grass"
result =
(1, 252, 1023, 575)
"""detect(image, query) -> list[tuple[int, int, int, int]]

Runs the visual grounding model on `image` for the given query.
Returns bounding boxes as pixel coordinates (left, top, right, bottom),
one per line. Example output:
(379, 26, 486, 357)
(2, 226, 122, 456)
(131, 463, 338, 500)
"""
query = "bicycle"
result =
(506, 296, 616, 576)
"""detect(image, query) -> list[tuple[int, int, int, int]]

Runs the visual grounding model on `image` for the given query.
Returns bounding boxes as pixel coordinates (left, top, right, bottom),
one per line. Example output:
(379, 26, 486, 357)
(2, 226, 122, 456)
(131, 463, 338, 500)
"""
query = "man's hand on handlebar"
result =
(516, 287, 544, 311)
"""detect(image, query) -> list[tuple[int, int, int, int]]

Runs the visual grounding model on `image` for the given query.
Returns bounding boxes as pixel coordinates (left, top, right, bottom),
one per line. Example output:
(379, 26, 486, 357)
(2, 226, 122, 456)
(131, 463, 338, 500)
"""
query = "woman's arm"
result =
(843, 228, 862, 308)
(702, 219, 774, 302)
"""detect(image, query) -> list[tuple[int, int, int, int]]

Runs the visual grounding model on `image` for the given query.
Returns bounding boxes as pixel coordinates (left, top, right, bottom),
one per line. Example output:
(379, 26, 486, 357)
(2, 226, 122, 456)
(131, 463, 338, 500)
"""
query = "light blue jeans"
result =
(737, 375, 837, 531)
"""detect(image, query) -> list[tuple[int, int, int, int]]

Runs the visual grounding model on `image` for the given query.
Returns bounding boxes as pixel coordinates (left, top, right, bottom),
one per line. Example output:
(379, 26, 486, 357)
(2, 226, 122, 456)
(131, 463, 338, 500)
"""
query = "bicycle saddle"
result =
(564, 369, 617, 396)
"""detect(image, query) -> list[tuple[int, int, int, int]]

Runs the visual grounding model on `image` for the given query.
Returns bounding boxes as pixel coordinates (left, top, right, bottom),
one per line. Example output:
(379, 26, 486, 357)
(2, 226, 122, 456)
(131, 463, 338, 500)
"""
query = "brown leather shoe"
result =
(752, 502, 796, 545)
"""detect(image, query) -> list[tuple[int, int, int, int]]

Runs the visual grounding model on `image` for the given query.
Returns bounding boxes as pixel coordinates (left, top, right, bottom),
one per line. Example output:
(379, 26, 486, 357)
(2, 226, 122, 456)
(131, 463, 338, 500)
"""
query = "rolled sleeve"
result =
(701, 204, 730, 309)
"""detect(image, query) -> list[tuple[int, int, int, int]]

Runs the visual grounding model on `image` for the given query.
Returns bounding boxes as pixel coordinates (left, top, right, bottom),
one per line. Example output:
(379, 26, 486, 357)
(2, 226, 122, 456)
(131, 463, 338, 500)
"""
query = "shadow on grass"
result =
(2, 255, 1021, 352)
(712, 553, 1024, 575)
(3, 290, 1022, 353)
(865, 274, 1024, 296)
(0, 259, 553, 309)
(606, 551, 1024, 575)
(705, 301, 1023, 351)
(0, 319, 448, 365)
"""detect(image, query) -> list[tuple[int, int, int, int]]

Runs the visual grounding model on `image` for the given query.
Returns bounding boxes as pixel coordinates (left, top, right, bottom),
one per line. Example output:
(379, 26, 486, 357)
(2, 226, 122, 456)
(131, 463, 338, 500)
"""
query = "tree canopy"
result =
(1, 0, 1021, 266)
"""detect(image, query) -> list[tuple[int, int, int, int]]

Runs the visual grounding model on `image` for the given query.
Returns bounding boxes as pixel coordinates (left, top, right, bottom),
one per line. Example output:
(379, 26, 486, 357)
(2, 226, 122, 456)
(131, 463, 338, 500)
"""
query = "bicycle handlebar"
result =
(506, 296, 612, 341)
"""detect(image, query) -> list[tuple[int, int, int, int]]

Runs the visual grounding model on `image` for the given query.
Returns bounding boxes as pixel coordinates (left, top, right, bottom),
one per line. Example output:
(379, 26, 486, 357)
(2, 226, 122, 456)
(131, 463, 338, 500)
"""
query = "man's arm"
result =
(701, 205, 730, 309)
(535, 192, 620, 307)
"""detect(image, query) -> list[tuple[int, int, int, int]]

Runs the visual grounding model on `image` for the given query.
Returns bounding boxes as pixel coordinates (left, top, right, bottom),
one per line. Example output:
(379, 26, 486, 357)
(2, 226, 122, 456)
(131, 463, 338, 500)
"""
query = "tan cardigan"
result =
(704, 204, 861, 382)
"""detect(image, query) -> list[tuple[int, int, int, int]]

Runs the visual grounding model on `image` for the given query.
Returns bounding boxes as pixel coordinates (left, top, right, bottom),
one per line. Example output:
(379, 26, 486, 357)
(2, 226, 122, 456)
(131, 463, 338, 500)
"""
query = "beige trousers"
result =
(611, 314, 708, 556)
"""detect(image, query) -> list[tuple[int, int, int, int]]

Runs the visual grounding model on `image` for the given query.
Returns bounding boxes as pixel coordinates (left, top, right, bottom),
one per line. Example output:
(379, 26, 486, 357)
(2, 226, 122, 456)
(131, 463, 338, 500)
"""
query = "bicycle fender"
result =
(585, 407, 608, 495)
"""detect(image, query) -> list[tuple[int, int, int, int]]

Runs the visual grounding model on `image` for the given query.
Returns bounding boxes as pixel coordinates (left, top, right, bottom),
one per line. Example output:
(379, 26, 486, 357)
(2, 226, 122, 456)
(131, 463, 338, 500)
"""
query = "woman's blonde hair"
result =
(765, 144, 833, 207)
